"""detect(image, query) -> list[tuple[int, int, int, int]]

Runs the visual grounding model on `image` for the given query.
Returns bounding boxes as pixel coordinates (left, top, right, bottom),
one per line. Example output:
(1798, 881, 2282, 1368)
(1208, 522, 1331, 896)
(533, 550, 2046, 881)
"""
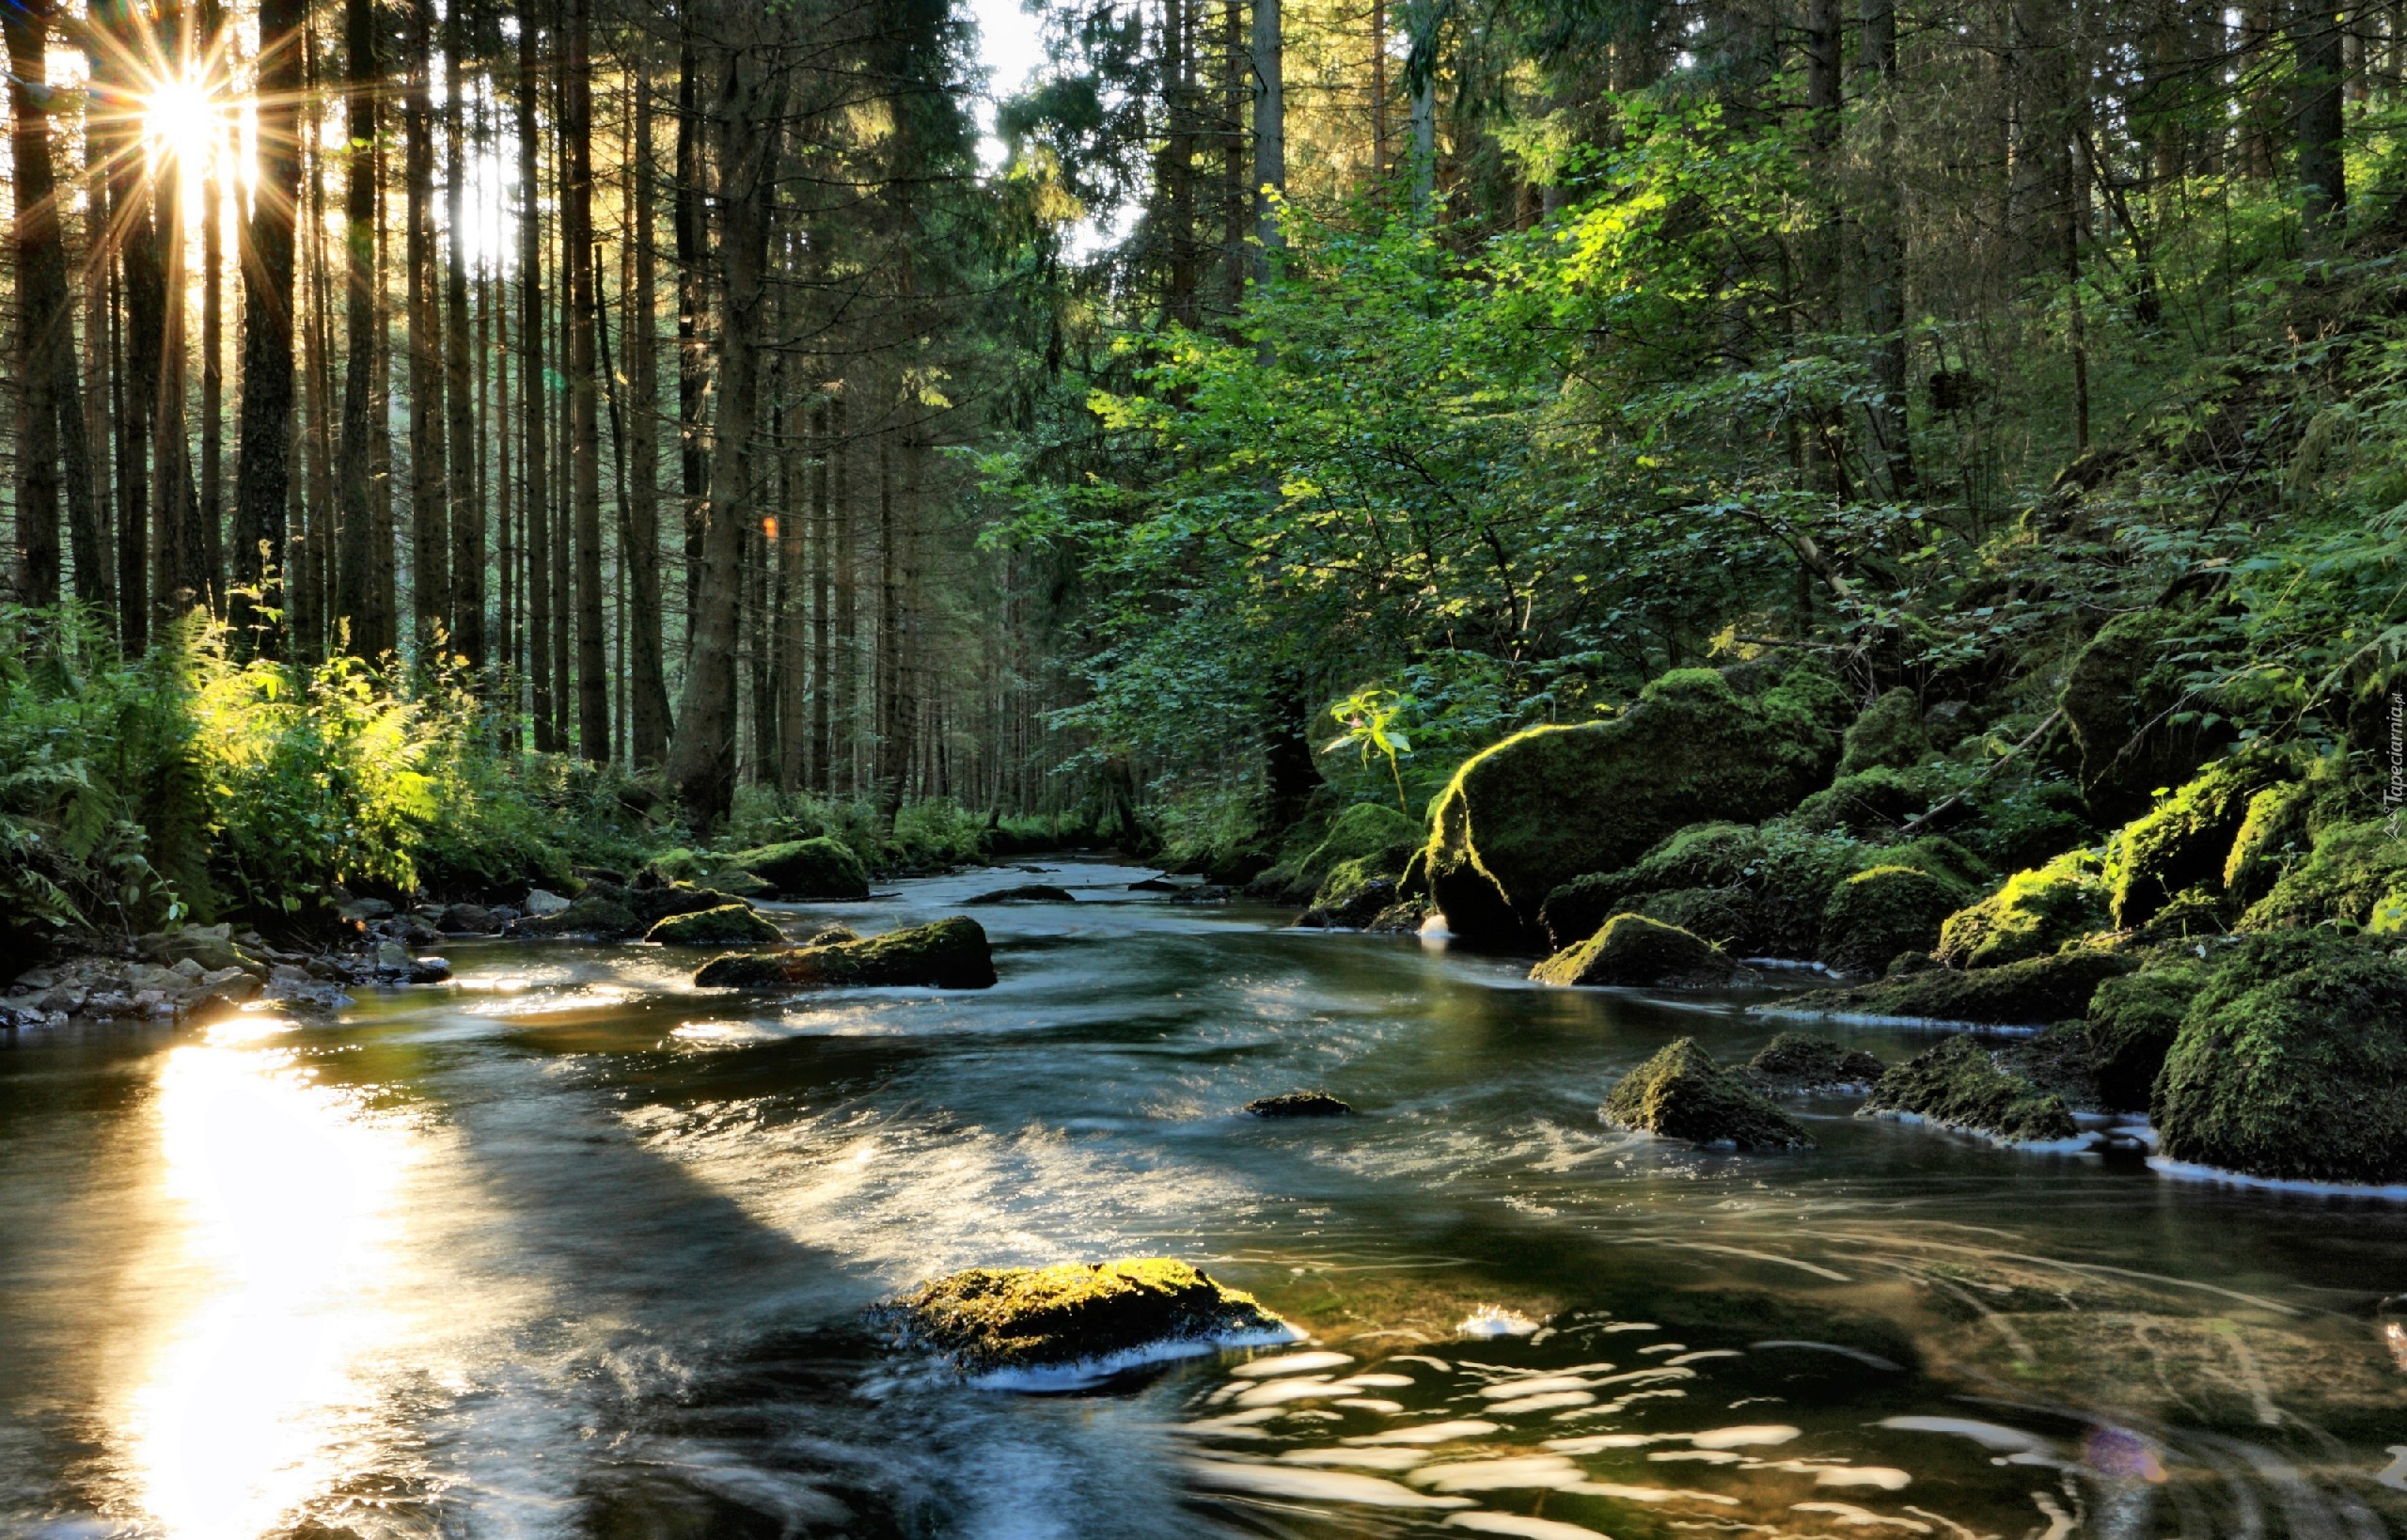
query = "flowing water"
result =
(3, 858, 2403, 1540)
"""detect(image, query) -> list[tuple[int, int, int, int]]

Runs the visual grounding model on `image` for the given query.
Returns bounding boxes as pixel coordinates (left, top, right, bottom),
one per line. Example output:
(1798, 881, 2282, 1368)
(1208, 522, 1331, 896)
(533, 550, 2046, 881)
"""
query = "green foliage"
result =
(0, 606, 657, 947)
(1838, 688, 1931, 777)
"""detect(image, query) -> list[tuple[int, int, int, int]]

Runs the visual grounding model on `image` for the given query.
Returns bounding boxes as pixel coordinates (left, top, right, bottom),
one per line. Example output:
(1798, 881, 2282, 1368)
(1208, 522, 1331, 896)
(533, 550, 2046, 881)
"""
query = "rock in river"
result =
(1745, 1032, 1886, 1093)
(723, 837, 872, 901)
(879, 1258, 1298, 1378)
(1533, 913, 1748, 988)
(1601, 1038, 1814, 1150)
(1859, 1034, 2078, 1145)
(965, 884, 1077, 904)
(1244, 1090, 1356, 1118)
(694, 916, 997, 990)
(645, 904, 784, 947)
(1764, 948, 2134, 1028)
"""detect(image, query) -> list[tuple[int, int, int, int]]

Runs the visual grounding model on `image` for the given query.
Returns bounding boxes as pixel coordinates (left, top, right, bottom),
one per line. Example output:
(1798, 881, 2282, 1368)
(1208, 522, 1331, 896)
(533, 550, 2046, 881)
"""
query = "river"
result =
(3, 858, 2402, 1539)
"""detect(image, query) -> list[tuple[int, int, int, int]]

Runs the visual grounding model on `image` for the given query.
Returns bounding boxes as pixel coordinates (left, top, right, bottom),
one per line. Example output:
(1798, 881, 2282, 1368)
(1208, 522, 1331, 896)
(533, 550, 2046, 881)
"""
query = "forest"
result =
(0, 0, 2401, 951)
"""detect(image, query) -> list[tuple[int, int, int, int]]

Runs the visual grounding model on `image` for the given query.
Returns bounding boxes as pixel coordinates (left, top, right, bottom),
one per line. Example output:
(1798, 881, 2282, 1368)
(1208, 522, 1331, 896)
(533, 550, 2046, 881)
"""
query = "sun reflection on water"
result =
(121, 1020, 418, 1540)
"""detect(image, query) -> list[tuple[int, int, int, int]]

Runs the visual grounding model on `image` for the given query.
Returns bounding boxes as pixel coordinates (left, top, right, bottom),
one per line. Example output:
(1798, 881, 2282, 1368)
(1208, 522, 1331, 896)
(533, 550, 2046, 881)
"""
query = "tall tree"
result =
(1251, 0, 1283, 275)
(6, 0, 68, 606)
(445, 0, 484, 666)
(669, 10, 784, 827)
(405, 0, 448, 652)
(335, 0, 380, 655)
(627, 53, 671, 766)
(562, 0, 606, 758)
(230, 0, 307, 654)
(519, 8, 555, 743)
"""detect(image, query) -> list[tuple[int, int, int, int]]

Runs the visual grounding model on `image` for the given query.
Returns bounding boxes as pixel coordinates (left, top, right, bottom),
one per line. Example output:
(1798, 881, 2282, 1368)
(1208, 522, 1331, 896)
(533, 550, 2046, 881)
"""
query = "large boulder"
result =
(645, 904, 784, 947)
(1537, 822, 1861, 958)
(694, 916, 997, 990)
(1297, 855, 1405, 929)
(1860, 1035, 2080, 1145)
(2058, 606, 2233, 820)
(1934, 851, 2109, 968)
(1426, 664, 1849, 947)
(511, 894, 643, 938)
(2153, 933, 2407, 1185)
(1767, 948, 2136, 1027)
(878, 1259, 1295, 1375)
(2239, 818, 2407, 934)
(1532, 913, 1749, 988)
(965, 884, 1077, 904)
(726, 837, 872, 901)
(1601, 1038, 1814, 1150)
(1836, 687, 1931, 777)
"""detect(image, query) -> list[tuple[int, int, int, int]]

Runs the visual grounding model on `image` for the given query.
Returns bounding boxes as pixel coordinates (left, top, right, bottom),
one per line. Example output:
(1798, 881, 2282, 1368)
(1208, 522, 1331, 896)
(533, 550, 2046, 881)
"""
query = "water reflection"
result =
(118, 1016, 418, 1540)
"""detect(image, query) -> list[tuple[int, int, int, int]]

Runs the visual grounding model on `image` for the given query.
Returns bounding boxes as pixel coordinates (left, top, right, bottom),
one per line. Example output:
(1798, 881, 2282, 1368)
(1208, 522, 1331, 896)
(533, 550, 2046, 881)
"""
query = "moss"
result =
(1628, 885, 1755, 946)
(1532, 912, 1749, 987)
(1537, 820, 1864, 957)
(726, 837, 872, 901)
(1425, 662, 1847, 946)
(2058, 607, 2232, 820)
(1771, 948, 2137, 1027)
(1792, 767, 1929, 835)
(1860, 1035, 2079, 1144)
(2106, 756, 2284, 928)
(1745, 1032, 1886, 1092)
(1838, 687, 1931, 777)
(2239, 819, 2407, 932)
(1298, 854, 1402, 929)
(512, 894, 643, 938)
(1601, 1037, 1814, 1149)
(1253, 802, 1421, 906)
(2080, 960, 2208, 1111)
(1935, 850, 2110, 968)
(880, 1258, 1291, 1374)
(2153, 933, 2407, 1185)
(644, 904, 784, 947)
(1881, 835, 1992, 890)
(1820, 863, 1972, 976)
(693, 916, 997, 990)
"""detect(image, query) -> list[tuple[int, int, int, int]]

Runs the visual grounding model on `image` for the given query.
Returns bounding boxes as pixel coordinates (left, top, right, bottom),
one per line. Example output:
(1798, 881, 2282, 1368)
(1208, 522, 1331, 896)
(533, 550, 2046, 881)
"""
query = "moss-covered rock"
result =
(1860, 1034, 2080, 1144)
(2080, 959, 2208, 1111)
(1838, 687, 1931, 777)
(1745, 1032, 1886, 1092)
(1251, 803, 1422, 906)
(645, 904, 784, 947)
(878, 1259, 1294, 1375)
(726, 837, 872, 901)
(1792, 767, 1929, 836)
(511, 894, 643, 938)
(2152, 933, 2407, 1185)
(1532, 913, 1749, 988)
(2058, 607, 2232, 820)
(694, 916, 996, 990)
(2106, 757, 2284, 928)
(1601, 1038, 1814, 1149)
(1934, 851, 2110, 968)
(1537, 821, 1864, 957)
(1426, 663, 1849, 946)
(2239, 819, 2407, 932)
(1820, 863, 1973, 976)
(1297, 854, 1402, 929)
(1769, 948, 2136, 1027)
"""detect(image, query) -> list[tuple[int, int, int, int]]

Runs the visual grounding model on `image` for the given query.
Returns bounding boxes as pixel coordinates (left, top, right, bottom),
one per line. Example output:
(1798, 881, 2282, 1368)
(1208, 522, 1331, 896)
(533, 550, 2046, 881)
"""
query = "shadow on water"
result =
(2, 856, 2403, 1538)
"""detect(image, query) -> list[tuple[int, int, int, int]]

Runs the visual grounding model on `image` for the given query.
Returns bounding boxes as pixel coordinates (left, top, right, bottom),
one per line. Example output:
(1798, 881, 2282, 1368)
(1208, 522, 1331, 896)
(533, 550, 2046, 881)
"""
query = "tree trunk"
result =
(668, 19, 783, 828)
(628, 55, 671, 767)
(445, 0, 483, 666)
(1251, 0, 1284, 275)
(405, 0, 448, 653)
(519, 9, 554, 742)
(676, 28, 711, 650)
(1859, 0, 1913, 496)
(6, 0, 66, 607)
(231, 0, 305, 655)
(151, 2, 197, 625)
(199, 0, 227, 616)
(336, 0, 380, 655)
(2295, 2, 2348, 241)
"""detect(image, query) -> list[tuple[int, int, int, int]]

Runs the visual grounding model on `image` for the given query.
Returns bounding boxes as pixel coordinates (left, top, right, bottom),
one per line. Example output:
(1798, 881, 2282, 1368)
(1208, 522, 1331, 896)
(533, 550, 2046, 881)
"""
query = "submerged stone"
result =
(1425, 663, 1849, 947)
(1533, 913, 1748, 988)
(725, 837, 873, 901)
(2153, 932, 2407, 1186)
(878, 1258, 1294, 1375)
(965, 884, 1077, 904)
(1768, 948, 2136, 1027)
(1861, 1034, 2079, 1144)
(645, 904, 784, 947)
(1602, 1038, 1814, 1149)
(1745, 1032, 1886, 1093)
(1244, 1090, 1356, 1118)
(693, 916, 997, 990)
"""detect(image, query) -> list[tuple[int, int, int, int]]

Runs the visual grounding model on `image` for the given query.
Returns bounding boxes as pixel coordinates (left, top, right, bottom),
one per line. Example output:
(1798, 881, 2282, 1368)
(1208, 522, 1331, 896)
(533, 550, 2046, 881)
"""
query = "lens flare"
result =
(143, 73, 220, 174)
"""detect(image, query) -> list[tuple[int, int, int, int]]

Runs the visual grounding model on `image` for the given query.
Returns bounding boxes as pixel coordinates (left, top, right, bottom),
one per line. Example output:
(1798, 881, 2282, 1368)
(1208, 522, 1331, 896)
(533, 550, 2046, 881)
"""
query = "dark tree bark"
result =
(2295, 2, 2348, 240)
(445, 0, 483, 666)
(676, 25, 711, 647)
(198, 0, 226, 616)
(405, 0, 448, 653)
(336, 0, 380, 656)
(150, 2, 197, 625)
(668, 21, 784, 828)
(1251, 0, 1284, 275)
(1858, 0, 1914, 496)
(628, 54, 671, 766)
(6, 0, 67, 607)
(563, 0, 606, 758)
(231, 0, 306, 655)
(518, 8, 555, 743)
